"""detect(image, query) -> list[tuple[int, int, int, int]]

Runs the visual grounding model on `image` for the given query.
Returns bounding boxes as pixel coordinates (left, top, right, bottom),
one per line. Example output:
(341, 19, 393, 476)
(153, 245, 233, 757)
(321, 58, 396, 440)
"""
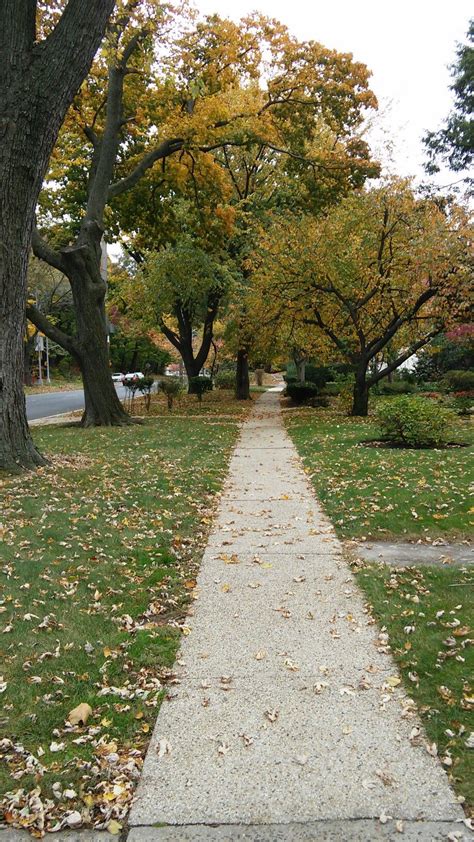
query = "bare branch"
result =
(32, 228, 65, 274)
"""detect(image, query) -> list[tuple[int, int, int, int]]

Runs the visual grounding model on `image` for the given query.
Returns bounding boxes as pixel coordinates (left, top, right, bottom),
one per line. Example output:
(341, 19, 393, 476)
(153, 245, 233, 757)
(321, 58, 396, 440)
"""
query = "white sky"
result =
(195, 0, 472, 188)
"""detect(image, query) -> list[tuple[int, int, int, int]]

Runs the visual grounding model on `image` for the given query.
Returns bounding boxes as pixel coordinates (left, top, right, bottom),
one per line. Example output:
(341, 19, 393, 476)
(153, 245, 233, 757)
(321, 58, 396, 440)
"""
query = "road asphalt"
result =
(25, 384, 127, 421)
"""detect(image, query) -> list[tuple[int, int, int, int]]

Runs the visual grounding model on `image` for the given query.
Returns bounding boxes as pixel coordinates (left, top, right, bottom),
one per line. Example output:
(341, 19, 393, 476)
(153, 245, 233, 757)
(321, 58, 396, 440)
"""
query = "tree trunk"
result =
(80, 346, 130, 426)
(0, 157, 46, 470)
(182, 355, 202, 393)
(65, 238, 131, 427)
(0, 0, 115, 471)
(236, 348, 250, 400)
(351, 366, 370, 416)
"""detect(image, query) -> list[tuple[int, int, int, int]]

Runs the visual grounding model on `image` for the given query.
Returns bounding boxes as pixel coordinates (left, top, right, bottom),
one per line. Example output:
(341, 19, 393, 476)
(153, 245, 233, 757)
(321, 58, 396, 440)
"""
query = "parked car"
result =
(112, 372, 125, 382)
(125, 371, 145, 380)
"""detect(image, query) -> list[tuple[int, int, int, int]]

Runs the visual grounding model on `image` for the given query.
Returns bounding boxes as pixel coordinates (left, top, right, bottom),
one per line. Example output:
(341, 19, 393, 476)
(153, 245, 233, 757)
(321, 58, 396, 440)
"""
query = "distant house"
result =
(164, 363, 181, 377)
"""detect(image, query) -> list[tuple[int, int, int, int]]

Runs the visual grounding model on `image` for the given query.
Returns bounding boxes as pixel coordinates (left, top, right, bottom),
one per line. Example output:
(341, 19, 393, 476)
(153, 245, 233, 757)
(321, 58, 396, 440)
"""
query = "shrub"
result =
(450, 390, 474, 416)
(215, 371, 236, 390)
(418, 381, 442, 392)
(441, 369, 474, 392)
(158, 377, 183, 411)
(283, 373, 298, 385)
(188, 376, 213, 402)
(56, 358, 71, 377)
(134, 376, 155, 410)
(304, 364, 333, 389)
(376, 396, 457, 447)
(378, 380, 416, 395)
(308, 395, 330, 408)
(320, 381, 340, 396)
(286, 381, 320, 404)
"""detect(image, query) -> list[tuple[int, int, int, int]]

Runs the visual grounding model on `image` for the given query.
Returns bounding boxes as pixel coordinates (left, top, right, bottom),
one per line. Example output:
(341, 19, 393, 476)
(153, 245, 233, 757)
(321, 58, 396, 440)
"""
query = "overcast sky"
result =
(195, 0, 472, 188)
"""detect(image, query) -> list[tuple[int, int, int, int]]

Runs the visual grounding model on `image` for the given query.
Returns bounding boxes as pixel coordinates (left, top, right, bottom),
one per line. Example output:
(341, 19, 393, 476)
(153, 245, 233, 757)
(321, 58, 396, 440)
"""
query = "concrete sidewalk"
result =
(128, 391, 466, 841)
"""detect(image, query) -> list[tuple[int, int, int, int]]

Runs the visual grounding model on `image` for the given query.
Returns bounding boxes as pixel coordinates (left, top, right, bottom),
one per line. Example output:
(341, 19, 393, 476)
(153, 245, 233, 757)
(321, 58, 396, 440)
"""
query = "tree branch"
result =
(367, 327, 443, 386)
(365, 286, 437, 358)
(31, 228, 65, 274)
(40, 0, 115, 98)
(159, 319, 182, 352)
(108, 138, 184, 200)
(26, 304, 78, 357)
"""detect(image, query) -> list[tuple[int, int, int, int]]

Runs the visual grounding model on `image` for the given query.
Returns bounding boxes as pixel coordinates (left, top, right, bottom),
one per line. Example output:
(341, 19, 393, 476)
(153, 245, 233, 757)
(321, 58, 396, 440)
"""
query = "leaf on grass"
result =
(67, 702, 92, 726)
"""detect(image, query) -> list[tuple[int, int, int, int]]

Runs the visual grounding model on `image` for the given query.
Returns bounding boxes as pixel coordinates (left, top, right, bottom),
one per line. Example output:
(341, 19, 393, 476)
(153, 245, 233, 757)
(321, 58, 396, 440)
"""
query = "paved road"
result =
(26, 384, 127, 421)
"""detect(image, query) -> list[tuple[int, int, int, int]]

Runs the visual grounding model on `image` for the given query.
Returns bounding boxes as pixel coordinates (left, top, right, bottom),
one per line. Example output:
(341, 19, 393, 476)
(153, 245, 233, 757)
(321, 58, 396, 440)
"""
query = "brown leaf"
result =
(67, 703, 92, 726)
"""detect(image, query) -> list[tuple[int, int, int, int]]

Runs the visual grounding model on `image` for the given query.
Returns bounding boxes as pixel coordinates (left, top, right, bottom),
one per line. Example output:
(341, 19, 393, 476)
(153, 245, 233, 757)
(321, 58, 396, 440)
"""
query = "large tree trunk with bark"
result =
(0, 0, 116, 471)
(351, 364, 370, 416)
(183, 356, 203, 393)
(235, 348, 250, 400)
(59, 231, 130, 426)
(0, 179, 46, 470)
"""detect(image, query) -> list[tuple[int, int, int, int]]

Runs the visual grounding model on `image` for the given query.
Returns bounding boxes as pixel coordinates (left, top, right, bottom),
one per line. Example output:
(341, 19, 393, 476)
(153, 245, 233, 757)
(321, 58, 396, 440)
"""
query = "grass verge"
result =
(24, 378, 83, 395)
(356, 563, 473, 814)
(285, 408, 473, 541)
(285, 405, 473, 814)
(128, 388, 254, 419)
(0, 406, 243, 834)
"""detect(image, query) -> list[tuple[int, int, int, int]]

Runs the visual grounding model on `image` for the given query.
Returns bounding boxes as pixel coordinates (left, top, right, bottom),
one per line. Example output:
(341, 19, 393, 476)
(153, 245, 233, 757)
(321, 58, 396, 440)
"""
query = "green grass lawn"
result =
(286, 406, 473, 815)
(357, 564, 473, 813)
(0, 408, 242, 833)
(131, 387, 254, 418)
(285, 408, 473, 541)
(24, 377, 84, 395)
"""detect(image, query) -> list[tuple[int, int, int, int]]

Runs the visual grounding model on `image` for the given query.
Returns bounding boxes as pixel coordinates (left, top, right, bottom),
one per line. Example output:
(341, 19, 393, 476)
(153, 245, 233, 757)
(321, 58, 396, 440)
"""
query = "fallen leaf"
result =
(67, 702, 92, 726)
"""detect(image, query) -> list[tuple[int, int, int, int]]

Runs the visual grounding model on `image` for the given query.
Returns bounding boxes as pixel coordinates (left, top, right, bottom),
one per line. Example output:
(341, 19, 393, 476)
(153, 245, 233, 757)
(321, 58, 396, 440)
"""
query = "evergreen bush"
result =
(286, 381, 320, 403)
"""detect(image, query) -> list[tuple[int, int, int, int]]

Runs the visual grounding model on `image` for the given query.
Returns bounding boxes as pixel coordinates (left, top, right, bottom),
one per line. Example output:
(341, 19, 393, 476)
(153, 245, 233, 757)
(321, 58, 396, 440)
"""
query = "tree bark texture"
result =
(0, 0, 116, 471)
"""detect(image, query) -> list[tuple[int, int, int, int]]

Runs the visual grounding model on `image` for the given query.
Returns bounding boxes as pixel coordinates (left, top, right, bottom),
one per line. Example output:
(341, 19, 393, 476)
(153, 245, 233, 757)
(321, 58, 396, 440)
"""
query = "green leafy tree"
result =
(424, 20, 473, 177)
(123, 234, 234, 391)
(30, 9, 379, 420)
(256, 180, 472, 415)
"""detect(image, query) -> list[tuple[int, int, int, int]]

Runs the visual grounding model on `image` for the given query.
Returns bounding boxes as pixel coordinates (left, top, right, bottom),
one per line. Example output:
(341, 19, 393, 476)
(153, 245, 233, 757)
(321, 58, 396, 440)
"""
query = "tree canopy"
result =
(424, 19, 474, 177)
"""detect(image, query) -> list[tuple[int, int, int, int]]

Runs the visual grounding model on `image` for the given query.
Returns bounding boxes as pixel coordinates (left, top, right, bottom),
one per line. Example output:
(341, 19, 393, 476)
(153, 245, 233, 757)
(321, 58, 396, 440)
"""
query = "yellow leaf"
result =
(107, 820, 122, 835)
